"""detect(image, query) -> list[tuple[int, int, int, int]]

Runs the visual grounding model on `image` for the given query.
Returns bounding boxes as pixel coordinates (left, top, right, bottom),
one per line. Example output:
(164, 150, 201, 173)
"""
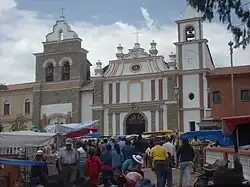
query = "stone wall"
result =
(167, 103, 178, 130)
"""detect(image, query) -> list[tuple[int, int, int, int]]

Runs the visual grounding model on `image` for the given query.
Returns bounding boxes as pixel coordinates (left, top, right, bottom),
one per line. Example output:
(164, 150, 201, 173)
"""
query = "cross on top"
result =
(133, 28, 140, 43)
(60, 6, 65, 19)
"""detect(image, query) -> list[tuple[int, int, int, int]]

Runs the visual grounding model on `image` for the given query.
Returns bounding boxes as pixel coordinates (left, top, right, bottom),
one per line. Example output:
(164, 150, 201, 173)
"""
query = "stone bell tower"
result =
(32, 15, 92, 128)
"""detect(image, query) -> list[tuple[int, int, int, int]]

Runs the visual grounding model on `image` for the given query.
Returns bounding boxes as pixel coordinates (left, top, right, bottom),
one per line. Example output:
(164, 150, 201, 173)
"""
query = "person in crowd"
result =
(163, 137, 176, 167)
(125, 172, 143, 187)
(145, 145, 152, 168)
(86, 148, 102, 185)
(100, 144, 113, 187)
(190, 136, 202, 172)
(123, 140, 135, 161)
(151, 141, 172, 187)
(118, 137, 126, 150)
(122, 154, 143, 174)
(112, 143, 124, 168)
(100, 144, 112, 166)
(133, 134, 147, 168)
(110, 167, 127, 187)
(30, 150, 48, 186)
(101, 138, 108, 151)
(137, 170, 155, 187)
(177, 138, 194, 187)
(58, 138, 79, 187)
(76, 142, 87, 177)
(133, 134, 146, 154)
(209, 166, 249, 186)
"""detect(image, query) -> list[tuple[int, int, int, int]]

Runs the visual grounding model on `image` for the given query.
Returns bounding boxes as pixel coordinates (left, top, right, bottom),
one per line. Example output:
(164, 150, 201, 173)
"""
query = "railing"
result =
(0, 147, 37, 158)
(204, 147, 250, 181)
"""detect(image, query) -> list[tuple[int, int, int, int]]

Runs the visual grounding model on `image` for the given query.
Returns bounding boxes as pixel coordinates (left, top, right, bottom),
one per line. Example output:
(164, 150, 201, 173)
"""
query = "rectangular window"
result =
(151, 80, 155, 100)
(212, 90, 222, 104)
(240, 89, 250, 101)
(92, 93, 95, 105)
(207, 92, 211, 108)
(116, 82, 120, 103)
(158, 79, 163, 100)
(25, 101, 30, 114)
(189, 121, 196, 131)
(108, 83, 113, 104)
(4, 103, 10, 115)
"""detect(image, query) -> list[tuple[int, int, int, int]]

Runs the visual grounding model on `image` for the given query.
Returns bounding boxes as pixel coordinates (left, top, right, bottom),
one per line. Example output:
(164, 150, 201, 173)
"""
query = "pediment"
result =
(104, 56, 169, 77)
(45, 20, 78, 42)
(123, 48, 150, 59)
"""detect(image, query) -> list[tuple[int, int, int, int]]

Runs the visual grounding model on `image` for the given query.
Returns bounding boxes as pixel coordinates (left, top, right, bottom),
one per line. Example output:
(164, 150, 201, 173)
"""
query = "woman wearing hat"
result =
(30, 150, 48, 186)
(121, 154, 143, 174)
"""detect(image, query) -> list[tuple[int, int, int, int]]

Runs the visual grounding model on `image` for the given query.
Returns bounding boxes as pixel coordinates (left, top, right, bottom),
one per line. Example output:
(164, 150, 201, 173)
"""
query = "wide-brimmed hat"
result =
(132, 154, 143, 164)
(36, 150, 43, 156)
(65, 138, 73, 146)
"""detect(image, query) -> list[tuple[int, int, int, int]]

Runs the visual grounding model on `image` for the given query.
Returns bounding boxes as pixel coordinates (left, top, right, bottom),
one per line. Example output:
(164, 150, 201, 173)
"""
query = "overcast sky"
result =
(1, 0, 250, 84)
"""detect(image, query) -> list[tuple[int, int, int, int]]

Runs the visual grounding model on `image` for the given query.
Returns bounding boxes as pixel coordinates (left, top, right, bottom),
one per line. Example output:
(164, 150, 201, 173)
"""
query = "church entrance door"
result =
(126, 113, 146, 135)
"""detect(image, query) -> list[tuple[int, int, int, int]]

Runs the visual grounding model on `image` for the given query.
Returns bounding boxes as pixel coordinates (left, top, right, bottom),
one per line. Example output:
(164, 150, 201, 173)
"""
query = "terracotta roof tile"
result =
(209, 65, 250, 76)
(1, 82, 34, 92)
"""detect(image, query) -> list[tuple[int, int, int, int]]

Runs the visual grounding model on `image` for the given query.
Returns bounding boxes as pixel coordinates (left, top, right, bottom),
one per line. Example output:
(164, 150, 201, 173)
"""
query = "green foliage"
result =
(0, 84, 8, 91)
(189, 0, 250, 48)
(10, 114, 27, 131)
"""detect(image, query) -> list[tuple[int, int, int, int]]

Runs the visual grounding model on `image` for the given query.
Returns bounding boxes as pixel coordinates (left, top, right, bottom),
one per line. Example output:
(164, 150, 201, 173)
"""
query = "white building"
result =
(80, 3, 215, 135)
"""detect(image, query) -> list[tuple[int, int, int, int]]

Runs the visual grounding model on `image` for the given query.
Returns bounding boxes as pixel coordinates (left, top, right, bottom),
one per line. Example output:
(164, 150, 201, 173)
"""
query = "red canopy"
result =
(65, 127, 98, 138)
(222, 115, 250, 136)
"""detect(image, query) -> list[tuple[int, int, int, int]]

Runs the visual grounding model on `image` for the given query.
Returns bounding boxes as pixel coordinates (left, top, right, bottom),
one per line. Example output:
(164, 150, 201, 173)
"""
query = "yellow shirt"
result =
(151, 145, 168, 161)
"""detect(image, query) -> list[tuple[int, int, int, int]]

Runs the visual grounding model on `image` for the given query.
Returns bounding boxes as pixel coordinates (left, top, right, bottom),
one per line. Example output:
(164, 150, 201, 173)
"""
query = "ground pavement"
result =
(142, 167, 197, 187)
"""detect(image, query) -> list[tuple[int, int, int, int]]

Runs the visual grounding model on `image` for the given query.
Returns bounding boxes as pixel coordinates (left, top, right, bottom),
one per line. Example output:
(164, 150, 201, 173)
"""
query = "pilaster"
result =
(108, 112, 113, 135)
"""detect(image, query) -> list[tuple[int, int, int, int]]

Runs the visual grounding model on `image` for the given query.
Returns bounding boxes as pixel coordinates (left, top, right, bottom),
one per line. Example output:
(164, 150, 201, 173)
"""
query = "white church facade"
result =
(80, 4, 215, 135)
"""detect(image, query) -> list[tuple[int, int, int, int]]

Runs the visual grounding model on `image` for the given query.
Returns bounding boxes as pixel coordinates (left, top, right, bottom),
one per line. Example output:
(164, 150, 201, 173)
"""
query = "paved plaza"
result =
(143, 167, 197, 187)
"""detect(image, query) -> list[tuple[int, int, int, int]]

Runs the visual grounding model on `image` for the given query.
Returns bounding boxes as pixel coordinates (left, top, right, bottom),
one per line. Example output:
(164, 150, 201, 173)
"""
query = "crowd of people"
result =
(29, 134, 249, 187)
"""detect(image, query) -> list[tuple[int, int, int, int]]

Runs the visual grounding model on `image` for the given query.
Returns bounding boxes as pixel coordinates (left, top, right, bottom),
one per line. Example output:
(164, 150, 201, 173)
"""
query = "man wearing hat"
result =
(58, 138, 79, 187)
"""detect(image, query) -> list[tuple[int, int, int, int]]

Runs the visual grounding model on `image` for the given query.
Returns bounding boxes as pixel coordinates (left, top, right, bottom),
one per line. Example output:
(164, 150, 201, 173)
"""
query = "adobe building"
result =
(206, 65, 250, 121)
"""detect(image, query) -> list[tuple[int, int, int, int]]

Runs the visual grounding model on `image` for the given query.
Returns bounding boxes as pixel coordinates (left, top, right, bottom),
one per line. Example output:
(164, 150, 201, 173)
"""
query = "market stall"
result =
(0, 131, 57, 187)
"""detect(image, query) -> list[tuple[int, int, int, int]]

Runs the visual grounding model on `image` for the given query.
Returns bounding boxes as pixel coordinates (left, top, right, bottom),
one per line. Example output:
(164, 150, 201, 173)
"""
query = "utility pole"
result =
(228, 41, 235, 116)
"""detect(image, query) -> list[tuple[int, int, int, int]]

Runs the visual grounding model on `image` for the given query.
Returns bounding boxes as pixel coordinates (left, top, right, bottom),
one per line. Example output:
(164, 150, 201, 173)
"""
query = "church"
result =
(0, 4, 214, 135)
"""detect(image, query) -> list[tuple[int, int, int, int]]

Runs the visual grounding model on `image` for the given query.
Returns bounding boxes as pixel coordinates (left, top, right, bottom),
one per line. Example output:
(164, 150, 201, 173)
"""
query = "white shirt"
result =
(163, 142, 176, 161)
(145, 147, 151, 156)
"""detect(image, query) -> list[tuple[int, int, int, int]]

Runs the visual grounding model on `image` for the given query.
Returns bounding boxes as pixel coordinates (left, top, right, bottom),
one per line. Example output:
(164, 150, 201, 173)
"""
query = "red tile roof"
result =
(208, 65, 250, 76)
(1, 82, 34, 92)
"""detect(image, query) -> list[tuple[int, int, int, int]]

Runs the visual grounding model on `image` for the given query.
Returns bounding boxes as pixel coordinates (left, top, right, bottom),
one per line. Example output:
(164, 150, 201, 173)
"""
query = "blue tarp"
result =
(179, 130, 233, 146)
(83, 133, 101, 139)
(0, 158, 46, 166)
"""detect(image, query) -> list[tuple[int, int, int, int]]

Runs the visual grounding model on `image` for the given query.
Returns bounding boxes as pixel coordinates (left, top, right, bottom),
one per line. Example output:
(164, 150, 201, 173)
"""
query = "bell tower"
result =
(32, 14, 92, 128)
(174, 3, 214, 132)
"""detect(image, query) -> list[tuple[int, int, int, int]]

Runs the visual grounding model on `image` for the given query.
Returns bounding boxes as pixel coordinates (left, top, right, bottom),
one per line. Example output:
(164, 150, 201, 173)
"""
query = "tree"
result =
(0, 84, 8, 91)
(188, 0, 250, 48)
(10, 114, 28, 131)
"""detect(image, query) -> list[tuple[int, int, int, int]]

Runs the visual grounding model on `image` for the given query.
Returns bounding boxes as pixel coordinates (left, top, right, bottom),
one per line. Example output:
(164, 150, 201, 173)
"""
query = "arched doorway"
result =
(125, 113, 146, 135)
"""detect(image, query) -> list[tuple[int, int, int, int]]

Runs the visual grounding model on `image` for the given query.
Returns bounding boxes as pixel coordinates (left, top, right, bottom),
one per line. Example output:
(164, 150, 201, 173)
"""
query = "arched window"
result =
(46, 63, 54, 82)
(4, 101, 10, 115)
(24, 99, 30, 114)
(62, 62, 70, 80)
(185, 26, 196, 41)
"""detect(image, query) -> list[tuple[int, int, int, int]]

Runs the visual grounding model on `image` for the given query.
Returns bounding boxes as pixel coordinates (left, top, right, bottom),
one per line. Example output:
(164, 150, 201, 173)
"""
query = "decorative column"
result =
(108, 112, 113, 136)
(151, 110, 156, 132)
(115, 113, 120, 135)
(158, 109, 164, 130)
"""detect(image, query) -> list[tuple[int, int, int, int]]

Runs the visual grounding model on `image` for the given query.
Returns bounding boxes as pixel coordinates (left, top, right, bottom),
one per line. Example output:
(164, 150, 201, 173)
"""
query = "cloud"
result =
(0, 2, 250, 84)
